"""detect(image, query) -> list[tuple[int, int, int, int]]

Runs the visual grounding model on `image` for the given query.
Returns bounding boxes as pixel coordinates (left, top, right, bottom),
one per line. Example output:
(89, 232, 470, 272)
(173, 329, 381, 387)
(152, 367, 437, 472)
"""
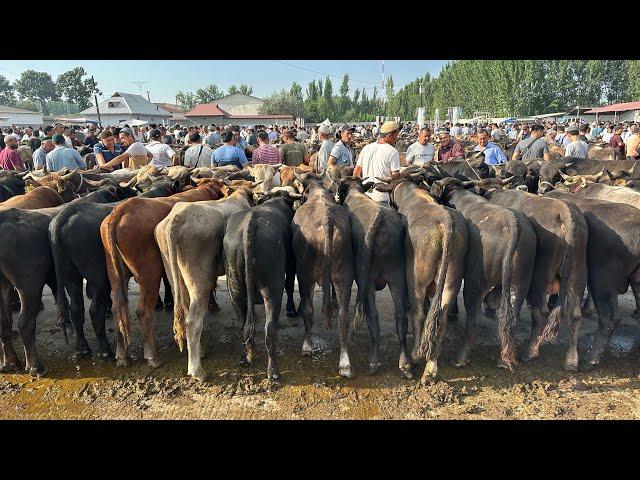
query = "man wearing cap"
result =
(328, 125, 355, 167)
(434, 129, 464, 163)
(251, 131, 281, 165)
(33, 137, 55, 170)
(0, 134, 26, 171)
(146, 128, 178, 168)
(45, 134, 87, 171)
(315, 124, 334, 174)
(101, 128, 153, 169)
(212, 129, 249, 169)
(404, 126, 435, 165)
(512, 124, 551, 161)
(565, 125, 588, 159)
(473, 129, 507, 165)
(353, 121, 401, 207)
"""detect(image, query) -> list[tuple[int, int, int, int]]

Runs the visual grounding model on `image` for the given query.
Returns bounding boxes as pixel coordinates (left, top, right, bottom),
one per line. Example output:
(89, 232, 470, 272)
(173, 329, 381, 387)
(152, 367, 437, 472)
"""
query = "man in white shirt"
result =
(101, 127, 153, 169)
(404, 126, 435, 165)
(564, 125, 588, 159)
(183, 132, 213, 168)
(315, 125, 334, 174)
(146, 128, 178, 168)
(353, 121, 401, 206)
(268, 128, 278, 142)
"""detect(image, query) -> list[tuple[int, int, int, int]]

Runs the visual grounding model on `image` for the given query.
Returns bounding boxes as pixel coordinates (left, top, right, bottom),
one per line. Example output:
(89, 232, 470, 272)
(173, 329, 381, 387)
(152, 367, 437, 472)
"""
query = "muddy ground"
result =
(1, 279, 640, 420)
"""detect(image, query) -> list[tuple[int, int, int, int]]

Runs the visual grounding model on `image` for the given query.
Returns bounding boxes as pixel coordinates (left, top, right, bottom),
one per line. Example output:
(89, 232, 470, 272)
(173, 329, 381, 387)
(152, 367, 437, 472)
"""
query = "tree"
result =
(55, 67, 101, 111)
(194, 84, 224, 104)
(628, 61, 640, 100)
(0, 75, 16, 106)
(227, 85, 238, 95)
(258, 89, 303, 117)
(13, 70, 59, 114)
(175, 91, 197, 110)
(238, 84, 253, 95)
(15, 99, 39, 112)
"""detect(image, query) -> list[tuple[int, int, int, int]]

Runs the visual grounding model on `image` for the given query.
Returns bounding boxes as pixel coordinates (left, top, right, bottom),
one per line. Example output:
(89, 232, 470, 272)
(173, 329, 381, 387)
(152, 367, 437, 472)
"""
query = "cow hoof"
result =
(146, 357, 163, 368)
(339, 366, 353, 379)
(301, 339, 313, 356)
(0, 362, 21, 373)
(286, 310, 297, 318)
(564, 362, 579, 372)
(116, 357, 132, 367)
(208, 302, 220, 313)
(164, 302, 173, 312)
(268, 371, 281, 383)
(96, 351, 114, 361)
(497, 359, 517, 371)
(368, 362, 382, 375)
(400, 367, 414, 380)
(28, 365, 47, 378)
(239, 356, 252, 367)
(72, 349, 92, 360)
(454, 359, 468, 368)
(189, 368, 207, 382)
(420, 372, 437, 386)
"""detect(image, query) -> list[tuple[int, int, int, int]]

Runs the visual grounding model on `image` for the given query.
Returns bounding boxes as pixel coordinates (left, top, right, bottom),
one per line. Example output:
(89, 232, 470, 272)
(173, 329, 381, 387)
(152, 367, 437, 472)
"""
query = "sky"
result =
(0, 60, 448, 104)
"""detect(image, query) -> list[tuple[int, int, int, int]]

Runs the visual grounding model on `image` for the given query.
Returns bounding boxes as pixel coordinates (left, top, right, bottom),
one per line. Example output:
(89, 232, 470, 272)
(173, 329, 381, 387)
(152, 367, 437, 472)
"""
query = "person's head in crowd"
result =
(257, 130, 269, 145)
(339, 124, 354, 144)
(188, 132, 201, 144)
(52, 133, 67, 146)
(63, 126, 71, 137)
(567, 125, 580, 140)
(438, 129, 452, 146)
(3, 133, 20, 149)
(221, 129, 234, 144)
(579, 124, 589, 135)
(379, 121, 400, 145)
(530, 124, 544, 138)
(149, 128, 162, 141)
(418, 126, 431, 145)
(43, 125, 54, 137)
(546, 129, 557, 143)
(119, 127, 136, 147)
(40, 137, 55, 153)
(208, 125, 216, 133)
(99, 129, 116, 149)
(318, 124, 331, 140)
(614, 125, 623, 135)
(149, 123, 157, 130)
(283, 130, 296, 143)
(476, 128, 491, 148)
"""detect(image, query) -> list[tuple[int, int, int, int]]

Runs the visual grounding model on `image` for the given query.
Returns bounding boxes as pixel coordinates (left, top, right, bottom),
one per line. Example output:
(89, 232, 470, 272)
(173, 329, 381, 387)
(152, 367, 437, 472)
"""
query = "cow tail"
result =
(351, 211, 382, 335)
(48, 213, 71, 331)
(243, 216, 258, 345)
(101, 211, 132, 348)
(497, 212, 520, 370)
(541, 203, 578, 343)
(419, 215, 453, 360)
(321, 211, 334, 329)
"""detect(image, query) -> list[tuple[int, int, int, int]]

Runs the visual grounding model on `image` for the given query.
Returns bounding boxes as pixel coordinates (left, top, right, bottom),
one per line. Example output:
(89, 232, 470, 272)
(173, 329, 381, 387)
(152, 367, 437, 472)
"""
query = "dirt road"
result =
(1, 279, 640, 419)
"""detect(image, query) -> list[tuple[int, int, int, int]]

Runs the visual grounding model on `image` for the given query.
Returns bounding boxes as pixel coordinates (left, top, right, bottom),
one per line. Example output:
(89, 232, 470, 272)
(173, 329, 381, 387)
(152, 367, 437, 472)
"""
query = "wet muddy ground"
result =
(2, 279, 640, 419)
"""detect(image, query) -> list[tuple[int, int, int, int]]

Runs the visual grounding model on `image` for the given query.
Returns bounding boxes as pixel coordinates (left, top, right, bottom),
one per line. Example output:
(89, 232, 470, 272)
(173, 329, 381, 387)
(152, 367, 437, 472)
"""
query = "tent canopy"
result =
(120, 119, 148, 127)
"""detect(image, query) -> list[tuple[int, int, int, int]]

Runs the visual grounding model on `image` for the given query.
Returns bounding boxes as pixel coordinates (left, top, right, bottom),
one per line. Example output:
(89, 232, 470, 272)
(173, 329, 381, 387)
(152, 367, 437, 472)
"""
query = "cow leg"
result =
(564, 288, 583, 371)
(162, 274, 173, 312)
(240, 300, 257, 367)
(448, 298, 459, 322)
(364, 287, 382, 375)
(297, 273, 315, 356)
(630, 282, 640, 320)
(67, 276, 91, 358)
(523, 290, 548, 362)
(89, 286, 113, 359)
(114, 274, 133, 367)
(10, 288, 20, 312)
(285, 270, 297, 318)
(582, 288, 595, 316)
(155, 295, 164, 311)
(0, 279, 20, 371)
(331, 283, 339, 313)
(263, 291, 283, 382)
(335, 280, 353, 378)
(386, 278, 413, 379)
(456, 288, 485, 367)
(136, 287, 162, 368)
(185, 294, 208, 381)
(588, 290, 618, 366)
(17, 288, 46, 377)
(208, 282, 220, 313)
(422, 284, 460, 383)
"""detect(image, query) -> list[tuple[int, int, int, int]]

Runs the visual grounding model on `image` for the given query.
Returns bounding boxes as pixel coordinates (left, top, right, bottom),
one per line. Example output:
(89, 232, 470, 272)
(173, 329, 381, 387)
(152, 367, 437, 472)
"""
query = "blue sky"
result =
(0, 60, 448, 104)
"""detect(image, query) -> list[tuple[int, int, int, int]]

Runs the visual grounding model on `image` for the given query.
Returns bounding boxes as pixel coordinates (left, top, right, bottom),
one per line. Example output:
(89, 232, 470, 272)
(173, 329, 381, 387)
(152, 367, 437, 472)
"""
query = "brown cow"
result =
(100, 178, 229, 368)
(0, 186, 70, 210)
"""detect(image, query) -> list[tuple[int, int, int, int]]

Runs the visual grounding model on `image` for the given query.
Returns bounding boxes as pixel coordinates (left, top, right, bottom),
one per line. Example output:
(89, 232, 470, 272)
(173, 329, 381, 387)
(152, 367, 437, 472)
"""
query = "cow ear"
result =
(56, 178, 67, 192)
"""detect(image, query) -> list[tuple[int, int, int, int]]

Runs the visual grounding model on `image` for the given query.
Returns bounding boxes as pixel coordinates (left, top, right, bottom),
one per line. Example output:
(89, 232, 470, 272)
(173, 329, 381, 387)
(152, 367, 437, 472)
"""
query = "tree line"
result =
(0, 68, 100, 116)
(260, 60, 640, 122)
(175, 84, 254, 110)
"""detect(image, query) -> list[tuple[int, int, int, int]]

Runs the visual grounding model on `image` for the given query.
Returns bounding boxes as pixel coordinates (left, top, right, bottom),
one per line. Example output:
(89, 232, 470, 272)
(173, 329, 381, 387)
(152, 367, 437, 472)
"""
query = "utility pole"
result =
(146, 90, 151, 102)
(381, 60, 385, 113)
(92, 75, 102, 127)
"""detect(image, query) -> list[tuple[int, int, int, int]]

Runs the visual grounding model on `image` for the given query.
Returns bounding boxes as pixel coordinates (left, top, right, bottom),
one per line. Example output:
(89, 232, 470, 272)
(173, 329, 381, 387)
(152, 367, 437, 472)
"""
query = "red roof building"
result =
(184, 102, 295, 126)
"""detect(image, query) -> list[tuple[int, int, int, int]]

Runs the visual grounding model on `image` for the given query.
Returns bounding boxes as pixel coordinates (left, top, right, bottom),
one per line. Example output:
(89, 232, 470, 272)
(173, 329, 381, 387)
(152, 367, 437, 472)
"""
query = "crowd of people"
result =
(1, 117, 639, 206)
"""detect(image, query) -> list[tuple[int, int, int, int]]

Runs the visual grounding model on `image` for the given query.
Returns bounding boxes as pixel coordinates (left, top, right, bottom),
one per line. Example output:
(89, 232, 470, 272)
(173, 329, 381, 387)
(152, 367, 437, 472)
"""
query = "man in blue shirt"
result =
(33, 137, 55, 170)
(473, 128, 507, 165)
(211, 129, 249, 169)
(45, 134, 87, 171)
(93, 130, 124, 169)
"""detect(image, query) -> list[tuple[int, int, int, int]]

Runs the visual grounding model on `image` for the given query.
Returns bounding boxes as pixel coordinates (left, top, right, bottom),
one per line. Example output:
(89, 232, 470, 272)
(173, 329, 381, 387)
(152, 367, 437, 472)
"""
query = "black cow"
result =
(430, 177, 536, 370)
(337, 177, 413, 379)
(223, 191, 299, 382)
(48, 186, 139, 359)
(545, 190, 640, 367)
(0, 186, 137, 375)
(0, 172, 27, 202)
(481, 187, 588, 370)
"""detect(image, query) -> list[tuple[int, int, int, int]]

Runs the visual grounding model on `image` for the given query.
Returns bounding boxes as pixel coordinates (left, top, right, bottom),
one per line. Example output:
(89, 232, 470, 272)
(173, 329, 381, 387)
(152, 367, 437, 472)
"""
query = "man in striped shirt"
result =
(251, 130, 281, 165)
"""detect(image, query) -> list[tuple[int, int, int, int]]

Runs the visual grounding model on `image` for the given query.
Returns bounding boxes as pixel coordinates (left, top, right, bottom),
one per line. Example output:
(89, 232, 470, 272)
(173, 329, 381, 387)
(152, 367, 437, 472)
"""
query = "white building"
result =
(0, 105, 44, 127)
(78, 92, 172, 127)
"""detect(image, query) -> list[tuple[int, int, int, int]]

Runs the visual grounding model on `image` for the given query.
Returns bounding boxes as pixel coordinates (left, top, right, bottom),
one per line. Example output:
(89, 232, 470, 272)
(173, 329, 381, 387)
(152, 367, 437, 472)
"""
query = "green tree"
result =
(175, 91, 197, 110)
(15, 99, 39, 112)
(0, 75, 16, 106)
(13, 69, 59, 114)
(227, 85, 239, 95)
(238, 84, 253, 95)
(195, 84, 224, 104)
(628, 60, 640, 100)
(55, 67, 101, 110)
(258, 89, 303, 117)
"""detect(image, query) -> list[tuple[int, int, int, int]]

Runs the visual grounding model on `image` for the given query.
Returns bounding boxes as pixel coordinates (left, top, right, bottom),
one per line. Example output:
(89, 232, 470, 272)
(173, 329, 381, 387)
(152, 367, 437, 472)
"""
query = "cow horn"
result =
(251, 180, 264, 188)
(559, 172, 572, 181)
(564, 162, 573, 168)
(630, 163, 639, 176)
(60, 167, 80, 181)
(17, 170, 30, 178)
(461, 180, 475, 188)
(375, 176, 393, 183)
(501, 176, 515, 185)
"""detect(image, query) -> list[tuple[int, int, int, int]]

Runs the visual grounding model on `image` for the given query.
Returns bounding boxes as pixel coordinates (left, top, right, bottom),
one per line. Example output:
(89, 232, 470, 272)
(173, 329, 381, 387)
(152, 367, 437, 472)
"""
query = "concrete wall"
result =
(83, 113, 171, 127)
(218, 95, 263, 116)
(0, 112, 44, 127)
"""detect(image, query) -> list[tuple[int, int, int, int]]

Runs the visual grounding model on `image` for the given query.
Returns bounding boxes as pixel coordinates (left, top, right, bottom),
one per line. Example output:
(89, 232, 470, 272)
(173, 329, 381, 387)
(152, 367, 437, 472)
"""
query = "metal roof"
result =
(585, 101, 640, 114)
(79, 92, 172, 116)
(0, 104, 42, 114)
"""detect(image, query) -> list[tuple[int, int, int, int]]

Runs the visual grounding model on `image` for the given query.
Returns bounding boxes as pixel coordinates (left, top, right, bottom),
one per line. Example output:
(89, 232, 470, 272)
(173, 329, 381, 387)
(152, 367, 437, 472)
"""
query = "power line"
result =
(273, 60, 379, 86)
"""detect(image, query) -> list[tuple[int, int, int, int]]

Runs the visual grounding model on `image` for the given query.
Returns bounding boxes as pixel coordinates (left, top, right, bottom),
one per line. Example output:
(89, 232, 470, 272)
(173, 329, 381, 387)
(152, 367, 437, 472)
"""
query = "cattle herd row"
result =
(0, 152, 639, 385)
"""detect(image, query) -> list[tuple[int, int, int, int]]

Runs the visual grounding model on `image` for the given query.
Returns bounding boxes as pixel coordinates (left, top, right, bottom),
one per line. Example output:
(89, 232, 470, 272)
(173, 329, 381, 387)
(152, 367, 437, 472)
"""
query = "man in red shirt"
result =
(251, 130, 281, 165)
(0, 134, 26, 171)
(434, 129, 464, 163)
(610, 125, 625, 159)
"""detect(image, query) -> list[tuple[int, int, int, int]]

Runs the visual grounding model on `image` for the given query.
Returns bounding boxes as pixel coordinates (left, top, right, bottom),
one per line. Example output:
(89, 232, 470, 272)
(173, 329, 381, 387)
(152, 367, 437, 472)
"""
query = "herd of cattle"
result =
(1, 148, 640, 385)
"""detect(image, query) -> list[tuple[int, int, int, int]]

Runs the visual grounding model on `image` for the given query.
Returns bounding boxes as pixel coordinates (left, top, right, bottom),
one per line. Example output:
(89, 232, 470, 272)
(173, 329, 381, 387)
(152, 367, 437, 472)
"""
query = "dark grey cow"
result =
(0, 171, 27, 202)
(430, 177, 536, 370)
(480, 187, 588, 370)
(545, 190, 640, 367)
(375, 176, 468, 382)
(337, 177, 413, 379)
(223, 191, 299, 382)
(292, 175, 355, 377)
